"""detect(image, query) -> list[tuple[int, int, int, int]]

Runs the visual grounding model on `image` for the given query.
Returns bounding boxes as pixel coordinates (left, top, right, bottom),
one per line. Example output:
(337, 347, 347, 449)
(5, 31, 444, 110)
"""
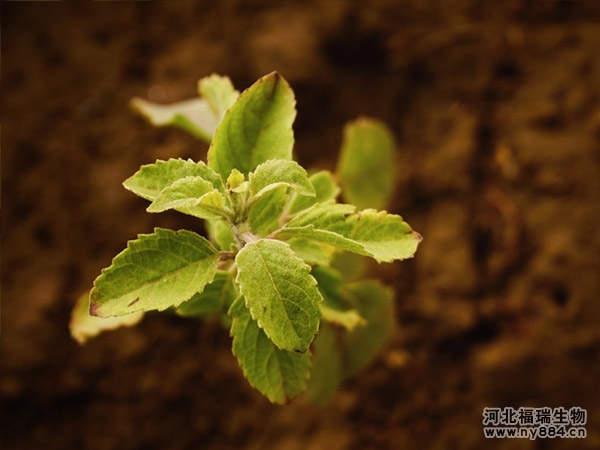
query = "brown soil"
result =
(2, 2, 600, 449)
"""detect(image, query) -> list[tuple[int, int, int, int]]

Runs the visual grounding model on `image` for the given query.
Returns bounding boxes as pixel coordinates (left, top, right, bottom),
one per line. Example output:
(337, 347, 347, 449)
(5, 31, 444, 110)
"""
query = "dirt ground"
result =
(2, 1, 600, 449)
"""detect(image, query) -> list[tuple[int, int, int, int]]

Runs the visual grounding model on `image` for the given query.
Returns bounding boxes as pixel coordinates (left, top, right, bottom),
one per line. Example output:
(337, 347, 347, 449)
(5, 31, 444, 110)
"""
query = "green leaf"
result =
(70, 291, 144, 344)
(176, 272, 236, 318)
(226, 169, 245, 190)
(249, 160, 315, 200)
(342, 209, 421, 263)
(341, 280, 395, 376)
(312, 267, 365, 332)
(277, 203, 368, 256)
(229, 296, 310, 404)
(131, 97, 218, 143)
(306, 278, 394, 404)
(288, 238, 333, 267)
(235, 239, 322, 352)
(305, 323, 343, 404)
(283, 202, 355, 230)
(248, 186, 288, 237)
(207, 72, 296, 178)
(90, 228, 219, 317)
(278, 202, 422, 263)
(206, 219, 236, 251)
(198, 74, 239, 119)
(288, 170, 340, 215)
(321, 305, 365, 332)
(123, 158, 224, 201)
(337, 118, 397, 210)
(147, 176, 227, 220)
(330, 251, 370, 282)
(130, 75, 238, 142)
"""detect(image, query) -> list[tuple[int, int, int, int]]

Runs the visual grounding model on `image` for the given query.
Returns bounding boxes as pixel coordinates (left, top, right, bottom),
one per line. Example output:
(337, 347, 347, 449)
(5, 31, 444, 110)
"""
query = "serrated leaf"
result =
(90, 228, 219, 317)
(229, 296, 310, 404)
(249, 160, 315, 200)
(248, 186, 288, 237)
(147, 176, 227, 220)
(283, 201, 356, 230)
(176, 272, 236, 318)
(278, 202, 422, 263)
(123, 158, 225, 201)
(277, 203, 368, 256)
(288, 170, 340, 215)
(207, 72, 296, 178)
(131, 97, 218, 142)
(235, 239, 322, 352)
(70, 291, 144, 344)
(343, 209, 421, 263)
(337, 118, 397, 210)
(198, 74, 239, 119)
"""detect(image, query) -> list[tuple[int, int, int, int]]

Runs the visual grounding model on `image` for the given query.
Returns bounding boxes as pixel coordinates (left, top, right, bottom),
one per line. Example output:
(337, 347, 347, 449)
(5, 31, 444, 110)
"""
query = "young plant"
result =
(70, 72, 421, 404)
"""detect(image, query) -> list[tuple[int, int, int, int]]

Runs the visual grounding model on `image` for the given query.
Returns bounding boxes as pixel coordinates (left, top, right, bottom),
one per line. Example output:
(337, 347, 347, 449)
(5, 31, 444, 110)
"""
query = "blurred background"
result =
(2, 1, 599, 449)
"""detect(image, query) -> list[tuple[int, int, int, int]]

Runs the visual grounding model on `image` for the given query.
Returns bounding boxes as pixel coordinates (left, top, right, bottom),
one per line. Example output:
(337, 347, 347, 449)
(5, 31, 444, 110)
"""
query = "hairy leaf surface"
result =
(278, 202, 422, 263)
(124, 159, 224, 201)
(207, 72, 296, 178)
(235, 239, 322, 352)
(147, 176, 226, 220)
(249, 159, 315, 200)
(229, 297, 310, 404)
(90, 229, 219, 317)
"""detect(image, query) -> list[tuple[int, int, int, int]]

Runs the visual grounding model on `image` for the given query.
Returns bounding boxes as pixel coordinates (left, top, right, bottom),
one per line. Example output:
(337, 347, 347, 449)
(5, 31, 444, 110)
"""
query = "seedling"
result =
(70, 72, 421, 404)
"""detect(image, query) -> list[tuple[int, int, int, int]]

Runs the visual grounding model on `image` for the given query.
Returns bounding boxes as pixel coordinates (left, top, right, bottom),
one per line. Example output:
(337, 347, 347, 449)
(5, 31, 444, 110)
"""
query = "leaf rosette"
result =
(74, 71, 421, 405)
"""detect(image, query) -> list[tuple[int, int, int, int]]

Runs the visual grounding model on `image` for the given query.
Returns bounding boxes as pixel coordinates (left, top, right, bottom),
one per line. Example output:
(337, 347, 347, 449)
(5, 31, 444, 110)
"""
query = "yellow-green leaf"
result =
(198, 74, 239, 119)
(249, 159, 315, 200)
(337, 118, 397, 210)
(147, 176, 227, 220)
(235, 239, 322, 352)
(131, 74, 238, 142)
(70, 291, 143, 344)
(278, 202, 422, 263)
(207, 72, 296, 178)
(131, 97, 217, 142)
(176, 272, 236, 318)
(288, 170, 340, 215)
(90, 228, 219, 317)
(229, 296, 310, 404)
(123, 158, 224, 201)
